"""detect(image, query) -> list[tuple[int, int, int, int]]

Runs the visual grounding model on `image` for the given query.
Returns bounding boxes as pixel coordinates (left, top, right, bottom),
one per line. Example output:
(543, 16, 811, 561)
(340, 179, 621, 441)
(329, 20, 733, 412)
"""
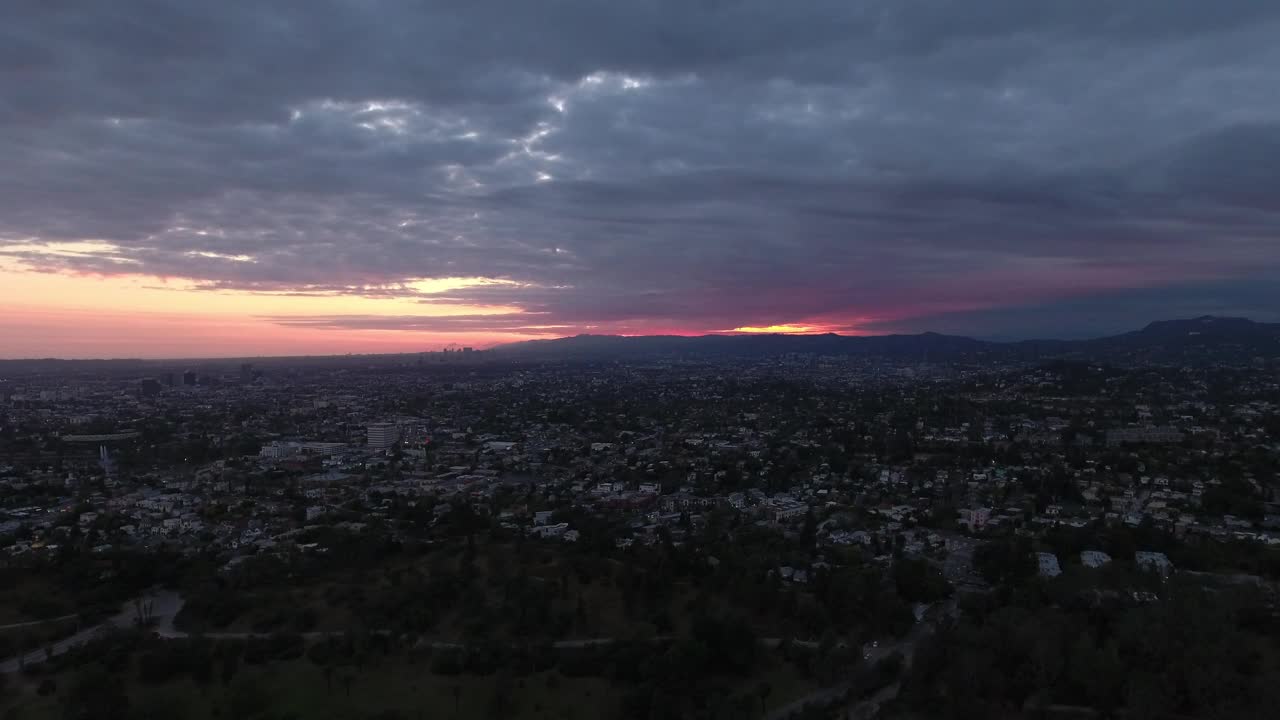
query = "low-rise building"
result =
(1037, 552, 1062, 578)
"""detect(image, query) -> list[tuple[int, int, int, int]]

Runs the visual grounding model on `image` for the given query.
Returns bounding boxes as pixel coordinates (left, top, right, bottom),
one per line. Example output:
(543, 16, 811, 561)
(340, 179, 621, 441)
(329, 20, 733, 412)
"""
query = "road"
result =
(764, 636, 921, 720)
(0, 614, 79, 632)
(0, 591, 684, 674)
(765, 600, 953, 720)
(2, 584, 949, 720)
(0, 590, 183, 673)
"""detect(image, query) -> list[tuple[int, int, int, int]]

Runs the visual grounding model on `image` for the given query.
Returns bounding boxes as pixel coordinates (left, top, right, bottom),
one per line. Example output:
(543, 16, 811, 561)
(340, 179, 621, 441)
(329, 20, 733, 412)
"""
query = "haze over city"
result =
(3, 0, 1280, 358)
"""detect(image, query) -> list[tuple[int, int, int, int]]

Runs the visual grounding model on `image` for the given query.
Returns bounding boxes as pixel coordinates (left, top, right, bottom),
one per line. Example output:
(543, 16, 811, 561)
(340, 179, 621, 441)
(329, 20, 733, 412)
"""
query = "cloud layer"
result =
(4, 0, 1280, 340)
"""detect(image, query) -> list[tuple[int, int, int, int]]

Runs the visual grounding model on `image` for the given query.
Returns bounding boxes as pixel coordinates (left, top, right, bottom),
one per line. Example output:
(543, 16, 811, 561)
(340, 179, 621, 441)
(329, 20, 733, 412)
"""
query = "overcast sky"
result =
(3, 1, 1279, 356)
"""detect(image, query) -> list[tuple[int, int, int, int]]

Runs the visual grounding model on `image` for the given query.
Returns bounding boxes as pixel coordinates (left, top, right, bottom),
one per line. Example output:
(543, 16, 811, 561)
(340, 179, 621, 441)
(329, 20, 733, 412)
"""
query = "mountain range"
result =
(494, 316, 1280, 363)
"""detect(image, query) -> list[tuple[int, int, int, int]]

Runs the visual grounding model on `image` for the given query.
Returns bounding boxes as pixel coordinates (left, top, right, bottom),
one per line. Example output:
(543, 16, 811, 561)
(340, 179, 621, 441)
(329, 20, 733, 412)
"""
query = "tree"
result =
(974, 536, 1035, 585)
(487, 671, 515, 719)
(220, 650, 240, 686)
(226, 677, 270, 719)
(801, 511, 818, 547)
(892, 557, 952, 603)
(61, 666, 129, 720)
(1125, 671, 1176, 720)
(755, 680, 772, 717)
(129, 692, 191, 720)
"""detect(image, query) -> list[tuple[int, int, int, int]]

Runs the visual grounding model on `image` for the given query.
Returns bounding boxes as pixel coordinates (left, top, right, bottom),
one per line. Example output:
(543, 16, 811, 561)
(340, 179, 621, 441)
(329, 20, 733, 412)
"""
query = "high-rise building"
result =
(240, 363, 254, 383)
(139, 378, 162, 397)
(161, 372, 175, 387)
(182, 371, 197, 386)
(367, 422, 400, 450)
(99, 445, 115, 477)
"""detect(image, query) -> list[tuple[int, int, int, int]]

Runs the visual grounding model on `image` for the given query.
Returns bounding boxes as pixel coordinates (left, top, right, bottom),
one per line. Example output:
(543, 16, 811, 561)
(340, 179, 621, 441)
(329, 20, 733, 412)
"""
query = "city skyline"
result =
(5, 1, 1280, 357)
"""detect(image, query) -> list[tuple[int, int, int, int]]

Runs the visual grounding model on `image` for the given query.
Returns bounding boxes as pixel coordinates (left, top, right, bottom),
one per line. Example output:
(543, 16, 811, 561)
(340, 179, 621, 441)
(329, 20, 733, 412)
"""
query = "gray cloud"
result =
(862, 277, 1280, 340)
(3, 1, 1280, 338)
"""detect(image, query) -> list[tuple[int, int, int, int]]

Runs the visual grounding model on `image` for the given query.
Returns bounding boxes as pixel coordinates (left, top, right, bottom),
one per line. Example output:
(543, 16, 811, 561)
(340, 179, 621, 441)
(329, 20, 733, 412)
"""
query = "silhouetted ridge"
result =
(494, 316, 1280, 362)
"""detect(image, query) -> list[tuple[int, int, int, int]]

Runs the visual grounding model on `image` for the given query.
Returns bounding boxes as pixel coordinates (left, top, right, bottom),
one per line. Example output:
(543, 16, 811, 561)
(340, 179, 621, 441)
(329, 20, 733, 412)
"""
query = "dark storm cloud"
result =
(3, 1, 1280, 337)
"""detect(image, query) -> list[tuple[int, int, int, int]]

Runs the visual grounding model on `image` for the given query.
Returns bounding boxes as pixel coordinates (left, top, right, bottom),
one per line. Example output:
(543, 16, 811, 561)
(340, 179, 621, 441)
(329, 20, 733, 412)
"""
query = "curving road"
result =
(2, 585, 950, 716)
(0, 614, 79, 632)
(0, 590, 183, 674)
(765, 599, 956, 720)
(0, 591, 682, 674)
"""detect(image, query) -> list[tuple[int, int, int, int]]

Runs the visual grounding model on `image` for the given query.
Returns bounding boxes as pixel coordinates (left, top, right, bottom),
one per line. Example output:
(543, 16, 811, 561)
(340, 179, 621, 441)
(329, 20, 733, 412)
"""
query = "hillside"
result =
(494, 316, 1280, 363)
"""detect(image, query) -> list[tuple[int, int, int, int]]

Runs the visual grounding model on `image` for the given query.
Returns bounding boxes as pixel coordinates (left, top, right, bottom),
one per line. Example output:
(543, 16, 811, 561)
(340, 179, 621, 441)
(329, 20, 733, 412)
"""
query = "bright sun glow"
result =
(728, 324, 826, 334)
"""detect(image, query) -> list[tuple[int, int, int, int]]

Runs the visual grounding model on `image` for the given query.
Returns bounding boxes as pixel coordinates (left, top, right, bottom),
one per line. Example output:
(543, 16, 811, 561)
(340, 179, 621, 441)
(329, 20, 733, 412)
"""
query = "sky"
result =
(3, 1, 1280, 358)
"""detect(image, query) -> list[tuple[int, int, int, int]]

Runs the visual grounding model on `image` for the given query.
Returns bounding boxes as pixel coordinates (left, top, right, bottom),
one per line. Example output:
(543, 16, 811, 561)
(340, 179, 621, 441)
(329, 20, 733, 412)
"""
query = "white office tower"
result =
(367, 422, 400, 450)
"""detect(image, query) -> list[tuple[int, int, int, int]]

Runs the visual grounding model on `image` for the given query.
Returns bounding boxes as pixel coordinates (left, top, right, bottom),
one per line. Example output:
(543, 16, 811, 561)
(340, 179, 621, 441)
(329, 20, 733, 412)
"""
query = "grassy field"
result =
(182, 544, 709, 642)
(1, 647, 820, 720)
(3, 664, 618, 720)
(0, 578, 68, 626)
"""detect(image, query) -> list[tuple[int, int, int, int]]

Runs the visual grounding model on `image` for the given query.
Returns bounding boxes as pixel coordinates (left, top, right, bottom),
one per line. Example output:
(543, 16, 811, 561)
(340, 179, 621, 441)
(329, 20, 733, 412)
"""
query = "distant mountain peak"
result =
(1139, 316, 1258, 332)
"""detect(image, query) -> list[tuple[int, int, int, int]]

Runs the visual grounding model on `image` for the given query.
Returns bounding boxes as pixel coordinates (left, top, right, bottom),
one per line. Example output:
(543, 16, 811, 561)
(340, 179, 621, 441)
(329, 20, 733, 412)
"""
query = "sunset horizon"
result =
(4, 1, 1279, 356)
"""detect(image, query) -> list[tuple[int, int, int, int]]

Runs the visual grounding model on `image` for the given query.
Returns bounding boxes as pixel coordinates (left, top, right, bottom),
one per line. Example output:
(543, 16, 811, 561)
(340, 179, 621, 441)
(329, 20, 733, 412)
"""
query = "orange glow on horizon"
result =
(0, 260, 887, 359)
(0, 262, 549, 358)
(0, 306, 547, 359)
(727, 324, 827, 334)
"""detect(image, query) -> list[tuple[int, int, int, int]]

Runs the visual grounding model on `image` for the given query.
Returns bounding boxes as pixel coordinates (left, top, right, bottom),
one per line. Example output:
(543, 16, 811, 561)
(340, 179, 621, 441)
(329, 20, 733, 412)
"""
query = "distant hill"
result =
(3, 316, 1276, 368)
(494, 331, 988, 359)
(494, 316, 1280, 363)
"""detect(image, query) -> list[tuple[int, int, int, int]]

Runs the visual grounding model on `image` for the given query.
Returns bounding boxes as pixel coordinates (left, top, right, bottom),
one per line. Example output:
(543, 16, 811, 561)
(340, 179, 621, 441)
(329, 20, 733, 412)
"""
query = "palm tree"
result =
(132, 597, 154, 627)
(756, 680, 772, 716)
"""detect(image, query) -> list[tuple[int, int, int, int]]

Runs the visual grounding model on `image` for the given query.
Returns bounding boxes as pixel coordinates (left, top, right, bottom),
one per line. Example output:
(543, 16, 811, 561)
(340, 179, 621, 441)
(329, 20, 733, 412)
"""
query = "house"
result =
(531, 522, 569, 538)
(827, 530, 871, 546)
(777, 566, 810, 584)
(259, 441, 300, 460)
(1080, 550, 1112, 568)
(661, 493, 715, 512)
(769, 500, 809, 525)
(958, 507, 991, 532)
(1037, 552, 1062, 578)
(1106, 427, 1185, 447)
(1135, 551, 1174, 576)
